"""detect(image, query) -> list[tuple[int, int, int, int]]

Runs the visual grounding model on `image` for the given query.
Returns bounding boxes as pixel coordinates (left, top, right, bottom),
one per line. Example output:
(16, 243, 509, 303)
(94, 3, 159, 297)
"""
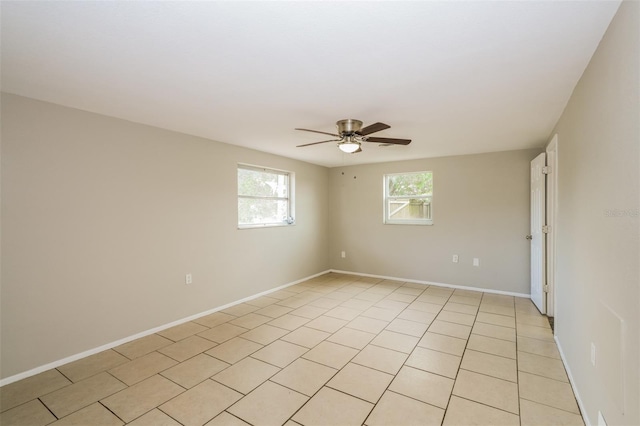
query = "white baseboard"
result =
(330, 269, 531, 298)
(1, 268, 528, 386)
(555, 335, 590, 426)
(0, 270, 331, 387)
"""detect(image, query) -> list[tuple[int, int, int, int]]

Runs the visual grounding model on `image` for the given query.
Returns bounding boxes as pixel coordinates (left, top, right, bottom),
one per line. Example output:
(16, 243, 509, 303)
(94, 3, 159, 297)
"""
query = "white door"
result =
(530, 153, 546, 313)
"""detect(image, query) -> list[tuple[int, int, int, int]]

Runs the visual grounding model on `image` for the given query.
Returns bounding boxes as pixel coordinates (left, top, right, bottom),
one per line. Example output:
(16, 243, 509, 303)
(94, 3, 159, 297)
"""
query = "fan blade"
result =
(364, 137, 411, 145)
(296, 139, 340, 147)
(295, 128, 340, 138)
(350, 147, 363, 154)
(359, 122, 390, 136)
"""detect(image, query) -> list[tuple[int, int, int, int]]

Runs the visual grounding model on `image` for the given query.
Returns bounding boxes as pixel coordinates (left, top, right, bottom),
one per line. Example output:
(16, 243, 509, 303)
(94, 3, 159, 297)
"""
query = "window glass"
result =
(384, 171, 433, 225)
(238, 165, 293, 228)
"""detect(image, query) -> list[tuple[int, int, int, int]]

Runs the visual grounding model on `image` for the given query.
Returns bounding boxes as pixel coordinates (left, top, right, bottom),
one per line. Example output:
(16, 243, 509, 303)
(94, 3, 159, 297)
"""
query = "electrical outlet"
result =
(591, 342, 596, 366)
(452, 255, 459, 263)
(185, 273, 192, 285)
(473, 258, 480, 267)
(341, 251, 346, 258)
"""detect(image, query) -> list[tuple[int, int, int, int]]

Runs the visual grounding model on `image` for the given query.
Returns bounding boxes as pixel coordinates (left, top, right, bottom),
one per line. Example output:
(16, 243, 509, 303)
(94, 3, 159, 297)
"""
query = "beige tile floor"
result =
(0, 273, 585, 426)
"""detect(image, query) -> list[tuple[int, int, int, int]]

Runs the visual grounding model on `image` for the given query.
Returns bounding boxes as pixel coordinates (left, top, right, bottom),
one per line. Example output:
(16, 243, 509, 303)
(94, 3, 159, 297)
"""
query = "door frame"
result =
(530, 152, 547, 314)
(546, 134, 558, 317)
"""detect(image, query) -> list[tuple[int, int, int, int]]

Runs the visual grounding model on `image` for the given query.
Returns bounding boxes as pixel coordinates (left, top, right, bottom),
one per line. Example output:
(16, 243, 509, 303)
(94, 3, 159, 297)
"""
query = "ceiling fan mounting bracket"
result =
(336, 119, 363, 135)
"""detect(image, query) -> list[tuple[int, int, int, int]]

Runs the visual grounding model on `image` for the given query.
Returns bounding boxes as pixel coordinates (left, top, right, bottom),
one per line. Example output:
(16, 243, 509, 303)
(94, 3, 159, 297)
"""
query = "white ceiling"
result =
(1, 1, 620, 167)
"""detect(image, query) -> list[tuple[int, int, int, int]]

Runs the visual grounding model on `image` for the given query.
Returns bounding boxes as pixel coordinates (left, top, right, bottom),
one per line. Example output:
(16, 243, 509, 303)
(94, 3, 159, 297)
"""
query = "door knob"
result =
(526, 235, 533, 240)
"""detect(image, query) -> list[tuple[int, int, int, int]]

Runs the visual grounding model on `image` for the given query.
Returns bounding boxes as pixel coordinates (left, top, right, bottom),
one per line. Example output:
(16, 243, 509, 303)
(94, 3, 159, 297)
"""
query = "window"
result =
(238, 164, 294, 228)
(384, 171, 433, 225)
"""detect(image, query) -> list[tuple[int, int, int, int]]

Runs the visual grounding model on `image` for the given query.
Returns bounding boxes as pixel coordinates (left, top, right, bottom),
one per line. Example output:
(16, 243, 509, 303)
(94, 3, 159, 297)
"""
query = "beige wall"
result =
(328, 149, 540, 294)
(0, 94, 330, 379)
(0, 92, 540, 381)
(552, 1, 639, 425)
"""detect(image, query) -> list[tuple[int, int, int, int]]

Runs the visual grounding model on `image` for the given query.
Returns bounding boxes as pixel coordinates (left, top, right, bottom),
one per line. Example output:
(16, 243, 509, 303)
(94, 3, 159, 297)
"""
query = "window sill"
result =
(384, 221, 433, 226)
(238, 223, 295, 230)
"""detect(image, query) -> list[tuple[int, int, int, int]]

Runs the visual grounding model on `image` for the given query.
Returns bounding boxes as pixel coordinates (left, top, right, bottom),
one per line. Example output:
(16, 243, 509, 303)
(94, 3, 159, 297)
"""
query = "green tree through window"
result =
(388, 172, 433, 197)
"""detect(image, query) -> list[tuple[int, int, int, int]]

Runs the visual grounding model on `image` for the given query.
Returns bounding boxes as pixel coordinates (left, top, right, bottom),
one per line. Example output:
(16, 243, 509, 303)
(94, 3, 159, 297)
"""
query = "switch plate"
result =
(453, 255, 459, 263)
(473, 258, 480, 267)
(341, 251, 346, 258)
(185, 273, 192, 285)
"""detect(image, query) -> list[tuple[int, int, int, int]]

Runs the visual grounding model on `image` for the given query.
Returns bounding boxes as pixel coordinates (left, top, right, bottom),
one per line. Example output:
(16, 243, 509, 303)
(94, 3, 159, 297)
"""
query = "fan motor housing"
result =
(336, 119, 363, 135)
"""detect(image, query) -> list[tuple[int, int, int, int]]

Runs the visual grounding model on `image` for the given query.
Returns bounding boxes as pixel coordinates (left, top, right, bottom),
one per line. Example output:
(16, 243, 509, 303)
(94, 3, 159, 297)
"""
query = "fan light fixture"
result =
(338, 139, 361, 153)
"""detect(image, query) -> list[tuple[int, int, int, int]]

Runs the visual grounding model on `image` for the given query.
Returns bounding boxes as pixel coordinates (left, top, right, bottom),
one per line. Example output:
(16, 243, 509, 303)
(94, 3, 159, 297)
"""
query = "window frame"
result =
(237, 163, 295, 229)
(383, 171, 433, 226)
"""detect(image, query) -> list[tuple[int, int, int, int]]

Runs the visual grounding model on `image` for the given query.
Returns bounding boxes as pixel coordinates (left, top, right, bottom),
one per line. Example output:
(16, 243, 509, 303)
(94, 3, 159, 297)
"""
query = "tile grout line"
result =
(442, 290, 477, 424)
(368, 285, 456, 424)
(39, 370, 131, 422)
(38, 397, 59, 421)
(225, 409, 255, 426)
(359, 285, 440, 424)
(281, 285, 375, 424)
(286, 279, 429, 425)
(98, 400, 128, 424)
(217, 278, 372, 423)
(514, 297, 523, 426)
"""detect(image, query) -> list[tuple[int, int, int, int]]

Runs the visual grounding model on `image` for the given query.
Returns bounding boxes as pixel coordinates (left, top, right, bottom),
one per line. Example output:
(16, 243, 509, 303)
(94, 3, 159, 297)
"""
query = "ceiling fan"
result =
(295, 119, 411, 154)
